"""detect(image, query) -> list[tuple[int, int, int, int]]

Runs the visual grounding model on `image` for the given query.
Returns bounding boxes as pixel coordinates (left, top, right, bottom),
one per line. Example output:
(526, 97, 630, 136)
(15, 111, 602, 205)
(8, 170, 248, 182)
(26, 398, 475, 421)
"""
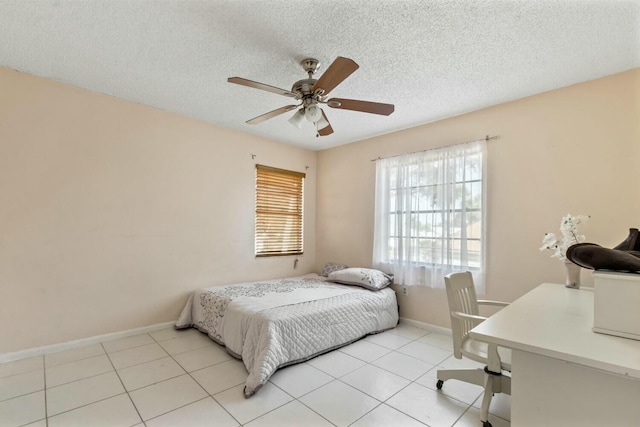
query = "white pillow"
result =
(320, 262, 349, 277)
(328, 268, 393, 291)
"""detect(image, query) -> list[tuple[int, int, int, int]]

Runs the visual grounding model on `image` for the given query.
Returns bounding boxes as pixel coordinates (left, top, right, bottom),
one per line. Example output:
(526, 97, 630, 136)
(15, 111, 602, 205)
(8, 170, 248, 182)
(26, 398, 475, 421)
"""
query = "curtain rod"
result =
(370, 134, 499, 162)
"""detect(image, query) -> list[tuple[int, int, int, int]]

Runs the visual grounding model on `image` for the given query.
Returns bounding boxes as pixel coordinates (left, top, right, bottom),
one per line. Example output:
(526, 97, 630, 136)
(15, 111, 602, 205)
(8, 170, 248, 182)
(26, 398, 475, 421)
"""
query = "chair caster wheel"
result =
(436, 379, 443, 389)
(482, 421, 492, 427)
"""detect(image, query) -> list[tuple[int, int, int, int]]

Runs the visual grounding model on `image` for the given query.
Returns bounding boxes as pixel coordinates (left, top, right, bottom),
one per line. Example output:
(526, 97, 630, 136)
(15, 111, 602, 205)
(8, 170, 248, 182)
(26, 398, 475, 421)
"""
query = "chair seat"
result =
(461, 337, 512, 371)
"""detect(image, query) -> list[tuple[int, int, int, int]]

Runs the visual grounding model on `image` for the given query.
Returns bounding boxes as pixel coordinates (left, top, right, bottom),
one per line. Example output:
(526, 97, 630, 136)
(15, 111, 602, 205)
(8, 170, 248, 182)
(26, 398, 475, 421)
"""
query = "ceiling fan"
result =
(228, 57, 394, 137)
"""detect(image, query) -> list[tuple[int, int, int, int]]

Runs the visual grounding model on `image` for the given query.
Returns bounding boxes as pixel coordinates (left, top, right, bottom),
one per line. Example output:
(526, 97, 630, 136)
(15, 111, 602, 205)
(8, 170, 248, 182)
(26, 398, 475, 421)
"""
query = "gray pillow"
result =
(328, 268, 393, 291)
(320, 262, 349, 277)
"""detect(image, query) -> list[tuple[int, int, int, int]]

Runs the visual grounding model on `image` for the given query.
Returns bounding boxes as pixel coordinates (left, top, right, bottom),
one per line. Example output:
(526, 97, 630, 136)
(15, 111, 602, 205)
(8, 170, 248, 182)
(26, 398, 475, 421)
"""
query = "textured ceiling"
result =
(1, 1, 639, 150)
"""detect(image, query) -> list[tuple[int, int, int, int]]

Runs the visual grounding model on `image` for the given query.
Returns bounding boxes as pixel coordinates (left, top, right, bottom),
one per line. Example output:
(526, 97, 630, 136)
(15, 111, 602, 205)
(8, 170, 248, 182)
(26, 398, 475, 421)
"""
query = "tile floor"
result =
(0, 323, 510, 427)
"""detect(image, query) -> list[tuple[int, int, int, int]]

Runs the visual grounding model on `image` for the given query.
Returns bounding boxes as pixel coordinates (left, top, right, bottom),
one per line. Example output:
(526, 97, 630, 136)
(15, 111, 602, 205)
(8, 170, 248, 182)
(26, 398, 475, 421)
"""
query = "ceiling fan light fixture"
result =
(316, 113, 329, 130)
(304, 104, 322, 123)
(288, 109, 305, 129)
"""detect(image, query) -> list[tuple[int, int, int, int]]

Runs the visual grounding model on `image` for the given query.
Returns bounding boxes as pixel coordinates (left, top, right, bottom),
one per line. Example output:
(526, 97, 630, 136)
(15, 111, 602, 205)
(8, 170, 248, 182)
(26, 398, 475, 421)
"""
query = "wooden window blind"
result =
(255, 165, 305, 257)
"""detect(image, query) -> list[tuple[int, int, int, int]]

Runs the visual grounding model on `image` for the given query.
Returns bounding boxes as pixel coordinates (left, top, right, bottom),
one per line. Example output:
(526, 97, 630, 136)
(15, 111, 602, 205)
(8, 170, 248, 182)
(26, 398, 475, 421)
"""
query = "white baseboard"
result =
(0, 321, 175, 364)
(399, 317, 452, 336)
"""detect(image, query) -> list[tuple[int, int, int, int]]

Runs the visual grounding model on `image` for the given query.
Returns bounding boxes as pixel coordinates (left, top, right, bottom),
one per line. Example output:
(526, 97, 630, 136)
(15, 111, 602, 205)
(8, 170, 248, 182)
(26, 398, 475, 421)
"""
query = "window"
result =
(372, 140, 486, 290)
(255, 165, 305, 257)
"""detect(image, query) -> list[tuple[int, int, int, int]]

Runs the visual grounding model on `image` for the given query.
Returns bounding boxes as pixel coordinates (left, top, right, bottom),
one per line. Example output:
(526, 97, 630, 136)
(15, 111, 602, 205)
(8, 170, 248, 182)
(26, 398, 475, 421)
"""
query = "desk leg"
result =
(511, 350, 640, 426)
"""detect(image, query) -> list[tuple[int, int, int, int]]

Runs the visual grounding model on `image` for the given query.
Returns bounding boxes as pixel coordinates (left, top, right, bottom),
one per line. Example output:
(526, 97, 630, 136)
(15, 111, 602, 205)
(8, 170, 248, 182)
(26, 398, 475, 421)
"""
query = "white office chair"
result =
(436, 271, 511, 427)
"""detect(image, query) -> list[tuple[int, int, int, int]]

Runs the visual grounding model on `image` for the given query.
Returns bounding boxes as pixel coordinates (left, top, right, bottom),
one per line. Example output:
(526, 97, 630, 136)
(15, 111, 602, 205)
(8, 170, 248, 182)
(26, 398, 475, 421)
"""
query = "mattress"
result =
(175, 273, 398, 396)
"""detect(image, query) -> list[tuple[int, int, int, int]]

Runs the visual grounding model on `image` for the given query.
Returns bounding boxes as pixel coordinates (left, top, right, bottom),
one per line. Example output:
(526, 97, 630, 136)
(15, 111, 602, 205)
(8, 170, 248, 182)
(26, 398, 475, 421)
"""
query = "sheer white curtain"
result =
(372, 140, 486, 291)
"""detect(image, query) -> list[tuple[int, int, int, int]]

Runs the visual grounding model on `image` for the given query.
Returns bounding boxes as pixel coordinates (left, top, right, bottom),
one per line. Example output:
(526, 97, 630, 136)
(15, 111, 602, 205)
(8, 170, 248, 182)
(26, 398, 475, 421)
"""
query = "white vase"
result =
(564, 260, 581, 289)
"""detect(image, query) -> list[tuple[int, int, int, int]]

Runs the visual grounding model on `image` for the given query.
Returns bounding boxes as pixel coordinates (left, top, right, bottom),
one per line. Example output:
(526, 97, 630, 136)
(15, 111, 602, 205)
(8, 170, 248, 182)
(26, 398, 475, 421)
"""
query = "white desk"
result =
(471, 283, 640, 426)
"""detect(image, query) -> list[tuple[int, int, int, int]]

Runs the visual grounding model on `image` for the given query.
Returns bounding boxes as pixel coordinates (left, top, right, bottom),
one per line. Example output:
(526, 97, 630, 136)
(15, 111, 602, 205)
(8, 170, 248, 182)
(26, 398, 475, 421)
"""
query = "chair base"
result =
(437, 367, 511, 426)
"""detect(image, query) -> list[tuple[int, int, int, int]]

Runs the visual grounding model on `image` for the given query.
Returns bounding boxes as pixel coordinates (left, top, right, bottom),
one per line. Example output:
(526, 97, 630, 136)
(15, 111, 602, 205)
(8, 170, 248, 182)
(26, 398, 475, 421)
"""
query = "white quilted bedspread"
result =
(175, 274, 398, 396)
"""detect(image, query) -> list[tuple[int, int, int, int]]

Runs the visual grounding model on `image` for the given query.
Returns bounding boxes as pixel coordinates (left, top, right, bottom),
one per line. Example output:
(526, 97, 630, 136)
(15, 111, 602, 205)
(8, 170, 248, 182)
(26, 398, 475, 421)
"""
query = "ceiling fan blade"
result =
(311, 57, 359, 96)
(317, 110, 334, 136)
(228, 77, 297, 98)
(328, 98, 395, 116)
(246, 105, 298, 125)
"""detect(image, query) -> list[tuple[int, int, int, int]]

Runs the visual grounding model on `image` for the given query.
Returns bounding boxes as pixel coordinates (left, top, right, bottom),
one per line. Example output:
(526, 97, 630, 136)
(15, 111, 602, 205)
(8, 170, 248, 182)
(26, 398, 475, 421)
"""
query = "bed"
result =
(175, 272, 398, 396)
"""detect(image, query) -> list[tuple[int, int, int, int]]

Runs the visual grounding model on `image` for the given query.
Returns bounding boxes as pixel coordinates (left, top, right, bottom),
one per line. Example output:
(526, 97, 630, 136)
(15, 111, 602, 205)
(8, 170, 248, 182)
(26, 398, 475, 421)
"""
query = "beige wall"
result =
(316, 69, 640, 328)
(3, 67, 639, 353)
(0, 68, 317, 353)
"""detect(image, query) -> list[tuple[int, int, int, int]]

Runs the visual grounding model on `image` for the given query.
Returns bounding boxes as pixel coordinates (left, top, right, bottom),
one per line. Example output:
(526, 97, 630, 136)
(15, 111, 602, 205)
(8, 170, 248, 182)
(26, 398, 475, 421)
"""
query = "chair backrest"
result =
(444, 271, 480, 359)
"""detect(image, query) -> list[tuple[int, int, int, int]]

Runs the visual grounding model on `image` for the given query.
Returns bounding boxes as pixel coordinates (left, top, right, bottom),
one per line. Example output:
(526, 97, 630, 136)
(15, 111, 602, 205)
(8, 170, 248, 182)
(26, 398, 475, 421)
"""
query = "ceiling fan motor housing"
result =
(291, 78, 318, 98)
(292, 58, 322, 100)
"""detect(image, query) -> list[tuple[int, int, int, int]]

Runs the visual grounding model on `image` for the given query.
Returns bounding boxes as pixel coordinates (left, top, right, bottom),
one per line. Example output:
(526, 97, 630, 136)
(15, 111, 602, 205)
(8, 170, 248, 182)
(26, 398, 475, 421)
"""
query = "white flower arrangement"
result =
(540, 214, 590, 261)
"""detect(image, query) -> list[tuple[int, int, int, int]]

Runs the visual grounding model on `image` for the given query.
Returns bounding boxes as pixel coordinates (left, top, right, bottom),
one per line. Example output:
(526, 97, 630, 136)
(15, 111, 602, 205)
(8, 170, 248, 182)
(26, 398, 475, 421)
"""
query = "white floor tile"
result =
(350, 403, 427, 427)
(338, 340, 391, 362)
(45, 344, 105, 368)
(191, 359, 248, 395)
(47, 393, 141, 427)
(387, 383, 468, 427)
(118, 357, 185, 391)
(149, 328, 188, 342)
(129, 374, 207, 421)
(341, 364, 411, 402)
(389, 324, 429, 340)
(418, 332, 454, 351)
(454, 406, 510, 427)
(0, 369, 44, 402)
(307, 351, 366, 378)
(371, 352, 434, 381)
(299, 380, 379, 427)
(244, 400, 333, 427)
(214, 382, 293, 425)
(416, 366, 483, 405)
(146, 397, 238, 427)
(0, 391, 45, 427)
(45, 355, 113, 388)
(472, 390, 511, 421)
(0, 324, 508, 427)
(102, 334, 154, 353)
(0, 356, 42, 379)
(22, 419, 47, 427)
(172, 344, 232, 372)
(268, 363, 332, 398)
(108, 343, 168, 369)
(396, 341, 452, 366)
(158, 332, 214, 356)
(364, 331, 413, 350)
(46, 372, 125, 416)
